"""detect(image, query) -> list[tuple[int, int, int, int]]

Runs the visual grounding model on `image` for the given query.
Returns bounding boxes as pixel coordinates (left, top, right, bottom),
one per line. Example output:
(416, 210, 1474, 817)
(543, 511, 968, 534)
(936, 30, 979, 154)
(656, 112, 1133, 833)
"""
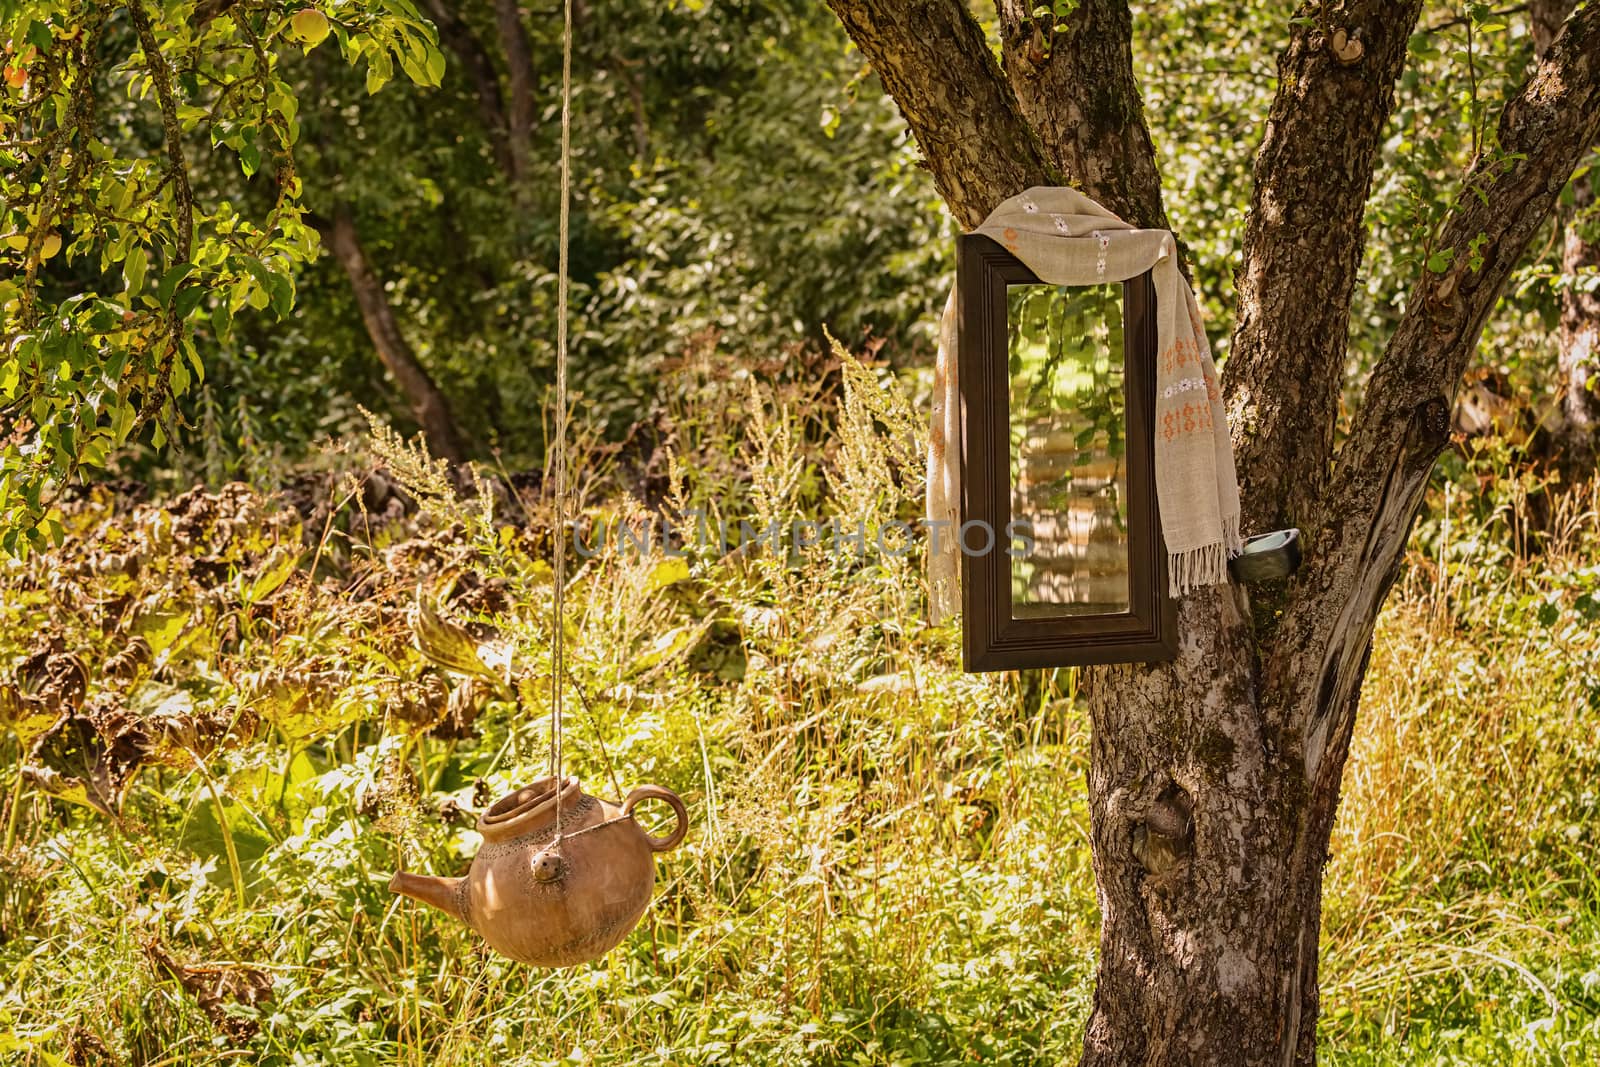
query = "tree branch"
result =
(1287, 1, 1600, 780)
(1221, 2, 1425, 538)
(1430, 3, 1531, 36)
(193, 0, 244, 29)
(1529, 1, 1599, 473)
(993, 0, 1169, 230)
(823, 0, 1055, 228)
(609, 52, 650, 161)
(422, 0, 515, 180)
(127, 0, 195, 435)
(127, 0, 193, 263)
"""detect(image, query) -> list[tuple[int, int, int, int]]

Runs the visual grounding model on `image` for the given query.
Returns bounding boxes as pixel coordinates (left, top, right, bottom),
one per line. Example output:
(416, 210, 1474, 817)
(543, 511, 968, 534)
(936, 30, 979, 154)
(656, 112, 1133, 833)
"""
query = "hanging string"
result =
(550, 0, 574, 841)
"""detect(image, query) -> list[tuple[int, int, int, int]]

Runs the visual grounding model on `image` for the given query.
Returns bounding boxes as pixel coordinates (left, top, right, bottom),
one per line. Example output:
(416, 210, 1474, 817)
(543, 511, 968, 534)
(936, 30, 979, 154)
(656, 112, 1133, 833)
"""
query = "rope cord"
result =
(550, 0, 574, 844)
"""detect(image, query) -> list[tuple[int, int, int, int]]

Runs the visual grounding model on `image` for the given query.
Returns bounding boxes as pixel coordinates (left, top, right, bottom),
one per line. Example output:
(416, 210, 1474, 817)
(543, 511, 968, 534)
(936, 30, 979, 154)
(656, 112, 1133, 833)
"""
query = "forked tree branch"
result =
(1285, 1, 1600, 782)
(1222, 2, 1424, 538)
(822, 0, 1055, 228)
(993, 0, 1170, 230)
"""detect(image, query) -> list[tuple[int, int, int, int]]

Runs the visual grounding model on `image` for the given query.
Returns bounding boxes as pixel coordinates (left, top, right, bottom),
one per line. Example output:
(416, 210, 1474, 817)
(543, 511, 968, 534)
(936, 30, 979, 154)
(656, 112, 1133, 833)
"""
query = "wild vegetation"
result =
(2, 347, 1598, 1065)
(3, 0, 1600, 1063)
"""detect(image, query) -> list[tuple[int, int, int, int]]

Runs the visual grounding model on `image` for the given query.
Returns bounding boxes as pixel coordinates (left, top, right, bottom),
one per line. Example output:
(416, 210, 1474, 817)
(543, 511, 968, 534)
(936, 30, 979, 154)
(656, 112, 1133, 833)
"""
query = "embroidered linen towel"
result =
(927, 186, 1241, 621)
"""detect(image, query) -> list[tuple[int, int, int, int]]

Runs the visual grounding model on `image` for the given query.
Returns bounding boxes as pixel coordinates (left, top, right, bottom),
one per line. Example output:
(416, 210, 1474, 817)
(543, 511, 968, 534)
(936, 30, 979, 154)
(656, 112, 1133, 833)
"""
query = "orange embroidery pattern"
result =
(1161, 338, 1201, 375)
(1161, 400, 1215, 442)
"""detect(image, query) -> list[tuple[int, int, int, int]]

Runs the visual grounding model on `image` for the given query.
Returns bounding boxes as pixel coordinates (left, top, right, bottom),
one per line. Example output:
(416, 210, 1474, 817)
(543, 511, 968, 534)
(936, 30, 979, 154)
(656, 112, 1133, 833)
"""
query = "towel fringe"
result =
(1169, 540, 1230, 598)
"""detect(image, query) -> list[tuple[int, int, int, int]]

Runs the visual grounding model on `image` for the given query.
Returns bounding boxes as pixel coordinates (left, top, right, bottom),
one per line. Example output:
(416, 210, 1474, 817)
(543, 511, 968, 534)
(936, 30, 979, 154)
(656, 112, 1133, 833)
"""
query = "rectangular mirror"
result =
(955, 234, 1175, 672)
(1007, 282, 1130, 618)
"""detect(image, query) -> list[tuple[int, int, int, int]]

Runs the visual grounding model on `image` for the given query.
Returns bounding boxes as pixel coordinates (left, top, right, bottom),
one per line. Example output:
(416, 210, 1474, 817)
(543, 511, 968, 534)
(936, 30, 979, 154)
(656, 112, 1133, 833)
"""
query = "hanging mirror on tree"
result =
(956, 234, 1177, 671)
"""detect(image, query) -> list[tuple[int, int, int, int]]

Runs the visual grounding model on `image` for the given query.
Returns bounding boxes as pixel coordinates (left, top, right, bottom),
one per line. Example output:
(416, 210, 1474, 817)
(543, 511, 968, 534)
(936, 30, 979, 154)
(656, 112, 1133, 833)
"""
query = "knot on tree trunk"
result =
(1414, 396, 1454, 460)
(1329, 28, 1365, 65)
(1132, 779, 1194, 876)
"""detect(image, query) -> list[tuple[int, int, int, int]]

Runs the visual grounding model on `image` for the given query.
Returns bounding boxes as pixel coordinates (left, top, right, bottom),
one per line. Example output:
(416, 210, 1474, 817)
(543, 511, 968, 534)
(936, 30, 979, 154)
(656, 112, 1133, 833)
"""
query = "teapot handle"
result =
(621, 785, 688, 852)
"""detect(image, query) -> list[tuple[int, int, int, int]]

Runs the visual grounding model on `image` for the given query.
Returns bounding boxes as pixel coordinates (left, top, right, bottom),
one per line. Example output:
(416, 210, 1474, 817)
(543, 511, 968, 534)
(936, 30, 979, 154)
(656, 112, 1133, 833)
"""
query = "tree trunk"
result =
(993, 0, 1171, 231)
(495, 0, 539, 188)
(1081, 7, 1420, 1059)
(821, 0, 1056, 227)
(1222, 4, 1424, 535)
(825, 0, 1600, 1062)
(323, 208, 469, 463)
(1532, 0, 1600, 475)
(423, 0, 516, 180)
(1076, 586, 1313, 1065)
(1552, 173, 1600, 472)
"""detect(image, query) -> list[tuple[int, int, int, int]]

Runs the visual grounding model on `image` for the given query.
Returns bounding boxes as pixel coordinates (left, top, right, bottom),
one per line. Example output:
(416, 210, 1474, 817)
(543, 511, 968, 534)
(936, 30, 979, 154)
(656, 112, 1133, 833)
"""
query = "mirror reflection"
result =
(1007, 283, 1130, 618)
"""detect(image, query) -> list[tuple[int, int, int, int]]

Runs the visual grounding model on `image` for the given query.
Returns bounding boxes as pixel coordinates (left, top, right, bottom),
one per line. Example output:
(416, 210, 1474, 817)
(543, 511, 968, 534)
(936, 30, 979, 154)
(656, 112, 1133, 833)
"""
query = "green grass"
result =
(1, 352, 1597, 1066)
(1319, 466, 1600, 1066)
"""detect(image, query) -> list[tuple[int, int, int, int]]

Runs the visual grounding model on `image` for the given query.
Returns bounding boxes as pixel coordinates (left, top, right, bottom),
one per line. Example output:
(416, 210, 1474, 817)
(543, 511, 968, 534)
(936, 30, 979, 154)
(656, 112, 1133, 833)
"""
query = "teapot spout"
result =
(389, 870, 466, 923)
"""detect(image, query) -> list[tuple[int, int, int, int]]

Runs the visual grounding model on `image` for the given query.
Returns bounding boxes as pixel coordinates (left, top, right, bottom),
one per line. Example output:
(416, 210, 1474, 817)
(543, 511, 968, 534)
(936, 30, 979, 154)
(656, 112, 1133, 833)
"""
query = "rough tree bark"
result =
(820, 0, 1054, 227)
(322, 208, 469, 463)
(1552, 173, 1600, 471)
(824, 0, 1600, 1063)
(1222, 4, 1425, 535)
(1532, 0, 1600, 474)
(993, 0, 1170, 231)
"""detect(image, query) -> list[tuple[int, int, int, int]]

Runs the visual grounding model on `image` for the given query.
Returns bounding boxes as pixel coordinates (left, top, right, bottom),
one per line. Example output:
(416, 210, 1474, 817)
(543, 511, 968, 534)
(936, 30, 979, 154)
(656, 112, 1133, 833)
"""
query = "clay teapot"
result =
(389, 776, 687, 967)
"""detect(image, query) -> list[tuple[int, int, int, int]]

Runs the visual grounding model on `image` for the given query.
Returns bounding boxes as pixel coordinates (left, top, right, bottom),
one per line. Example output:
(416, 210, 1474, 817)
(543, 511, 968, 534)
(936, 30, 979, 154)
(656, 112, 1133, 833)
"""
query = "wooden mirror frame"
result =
(955, 234, 1177, 672)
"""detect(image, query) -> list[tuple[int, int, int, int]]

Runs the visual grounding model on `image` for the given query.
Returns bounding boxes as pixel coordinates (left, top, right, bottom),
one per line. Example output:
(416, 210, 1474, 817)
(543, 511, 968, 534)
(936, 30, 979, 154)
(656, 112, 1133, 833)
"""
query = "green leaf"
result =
(85, 300, 121, 333)
(112, 403, 136, 446)
(157, 262, 196, 306)
(412, 593, 503, 682)
(135, 608, 190, 656)
(211, 298, 234, 339)
(366, 56, 392, 95)
(648, 557, 692, 592)
(180, 795, 274, 898)
(173, 285, 207, 321)
(242, 545, 301, 603)
(235, 256, 294, 318)
(1576, 592, 1600, 622)
(124, 246, 149, 295)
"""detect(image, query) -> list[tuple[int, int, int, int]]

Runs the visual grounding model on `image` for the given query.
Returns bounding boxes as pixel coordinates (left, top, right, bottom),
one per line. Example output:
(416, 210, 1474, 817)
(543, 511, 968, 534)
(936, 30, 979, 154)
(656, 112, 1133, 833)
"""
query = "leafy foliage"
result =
(0, 0, 446, 548)
(271, 0, 949, 459)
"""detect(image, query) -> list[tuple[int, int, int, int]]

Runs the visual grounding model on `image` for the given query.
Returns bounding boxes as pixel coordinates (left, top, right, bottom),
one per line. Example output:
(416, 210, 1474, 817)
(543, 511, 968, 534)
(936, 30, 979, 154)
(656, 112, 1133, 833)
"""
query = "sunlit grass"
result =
(1322, 466, 1600, 1065)
(1, 352, 1597, 1065)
